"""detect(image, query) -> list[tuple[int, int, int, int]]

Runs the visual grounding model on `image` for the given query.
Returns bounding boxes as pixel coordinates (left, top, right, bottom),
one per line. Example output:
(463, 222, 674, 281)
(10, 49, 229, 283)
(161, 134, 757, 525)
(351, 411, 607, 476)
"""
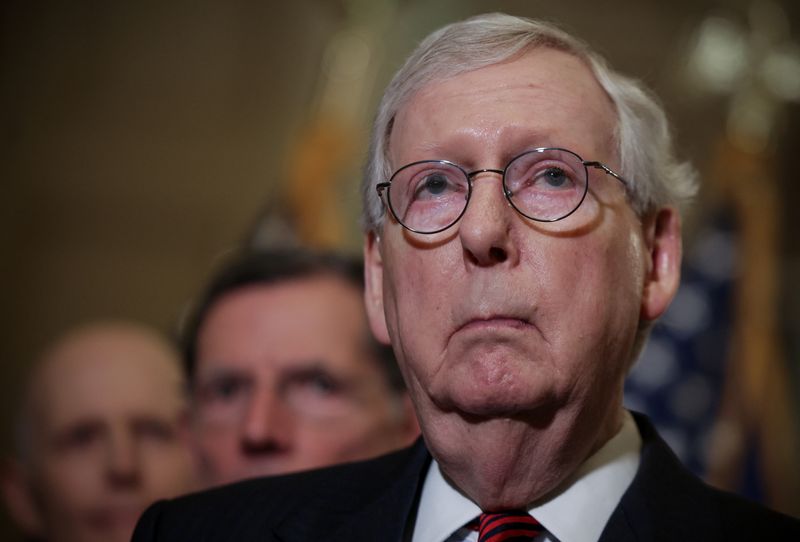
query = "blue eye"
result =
(422, 174, 449, 195)
(543, 167, 568, 187)
(409, 169, 465, 201)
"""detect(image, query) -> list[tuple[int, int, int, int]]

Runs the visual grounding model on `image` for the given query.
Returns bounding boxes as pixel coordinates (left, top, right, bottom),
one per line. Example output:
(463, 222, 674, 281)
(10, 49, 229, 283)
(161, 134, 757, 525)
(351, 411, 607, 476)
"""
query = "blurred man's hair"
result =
(181, 247, 405, 392)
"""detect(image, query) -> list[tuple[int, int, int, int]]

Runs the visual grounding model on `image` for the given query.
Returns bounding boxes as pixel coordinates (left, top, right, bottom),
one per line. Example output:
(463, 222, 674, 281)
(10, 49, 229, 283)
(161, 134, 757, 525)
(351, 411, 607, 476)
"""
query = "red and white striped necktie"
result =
(472, 511, 542, 542)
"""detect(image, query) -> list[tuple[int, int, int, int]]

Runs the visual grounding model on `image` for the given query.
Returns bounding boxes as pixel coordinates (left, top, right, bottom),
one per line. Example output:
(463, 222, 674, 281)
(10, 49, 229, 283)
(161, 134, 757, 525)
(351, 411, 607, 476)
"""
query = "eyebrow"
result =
(50, 418, 105, 442)
(195, 365, 248, 379)
(276, 362, 349, 384)
(195, 361, 352, 382)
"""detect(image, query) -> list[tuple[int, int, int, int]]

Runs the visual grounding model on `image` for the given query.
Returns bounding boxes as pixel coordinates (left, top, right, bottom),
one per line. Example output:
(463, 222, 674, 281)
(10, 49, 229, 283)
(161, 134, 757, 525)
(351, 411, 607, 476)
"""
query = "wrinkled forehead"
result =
(388, 47, 618, 166)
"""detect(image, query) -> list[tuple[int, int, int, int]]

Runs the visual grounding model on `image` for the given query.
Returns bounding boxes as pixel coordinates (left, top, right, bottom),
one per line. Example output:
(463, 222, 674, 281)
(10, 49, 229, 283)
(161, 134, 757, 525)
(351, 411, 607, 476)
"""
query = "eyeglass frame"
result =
(375, 146, 629, 235)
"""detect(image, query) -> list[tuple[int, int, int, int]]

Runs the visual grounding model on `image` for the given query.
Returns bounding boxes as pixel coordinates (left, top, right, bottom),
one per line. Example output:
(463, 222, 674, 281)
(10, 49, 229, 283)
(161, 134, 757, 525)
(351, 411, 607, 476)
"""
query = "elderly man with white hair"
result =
(132, 13, 800, 541)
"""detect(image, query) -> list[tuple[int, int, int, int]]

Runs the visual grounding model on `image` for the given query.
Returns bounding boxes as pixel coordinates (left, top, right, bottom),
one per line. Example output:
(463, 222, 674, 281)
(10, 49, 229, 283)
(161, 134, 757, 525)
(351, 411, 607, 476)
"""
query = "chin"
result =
(432, 375, 556, 421)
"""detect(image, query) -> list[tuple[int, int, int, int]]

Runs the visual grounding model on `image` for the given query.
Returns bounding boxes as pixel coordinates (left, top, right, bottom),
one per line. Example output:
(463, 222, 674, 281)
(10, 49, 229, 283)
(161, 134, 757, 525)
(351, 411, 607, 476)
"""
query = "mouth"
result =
(457, 315, 532, 334)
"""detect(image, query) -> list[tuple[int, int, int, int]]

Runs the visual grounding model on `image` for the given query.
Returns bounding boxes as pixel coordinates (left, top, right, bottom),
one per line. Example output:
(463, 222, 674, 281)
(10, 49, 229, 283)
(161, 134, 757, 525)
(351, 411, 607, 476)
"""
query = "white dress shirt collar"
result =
(412, 411, 642, 542)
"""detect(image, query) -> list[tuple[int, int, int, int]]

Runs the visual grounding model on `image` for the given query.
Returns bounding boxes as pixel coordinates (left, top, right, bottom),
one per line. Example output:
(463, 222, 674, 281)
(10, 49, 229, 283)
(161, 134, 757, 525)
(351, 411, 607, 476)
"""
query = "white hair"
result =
(361, 12, 698, 232)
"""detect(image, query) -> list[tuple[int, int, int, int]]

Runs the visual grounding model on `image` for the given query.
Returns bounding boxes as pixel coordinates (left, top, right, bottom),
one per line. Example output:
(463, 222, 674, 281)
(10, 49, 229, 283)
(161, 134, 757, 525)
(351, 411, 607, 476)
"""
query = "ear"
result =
(364, 232, 391, 345)
(640, 206, 682, 321)
(0, 459, 45, 538)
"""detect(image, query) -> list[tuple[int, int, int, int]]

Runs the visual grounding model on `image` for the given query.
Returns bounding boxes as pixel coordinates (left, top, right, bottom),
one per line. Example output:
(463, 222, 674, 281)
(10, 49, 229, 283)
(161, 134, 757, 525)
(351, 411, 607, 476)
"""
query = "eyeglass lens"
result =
(386, 148, 589, 233)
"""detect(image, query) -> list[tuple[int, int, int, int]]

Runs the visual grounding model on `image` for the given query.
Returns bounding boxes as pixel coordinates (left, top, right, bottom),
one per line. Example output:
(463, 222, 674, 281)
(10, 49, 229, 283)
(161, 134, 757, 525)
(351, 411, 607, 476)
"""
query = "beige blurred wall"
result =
(1, 0, 336, 434)
(2, 4, 337, 537)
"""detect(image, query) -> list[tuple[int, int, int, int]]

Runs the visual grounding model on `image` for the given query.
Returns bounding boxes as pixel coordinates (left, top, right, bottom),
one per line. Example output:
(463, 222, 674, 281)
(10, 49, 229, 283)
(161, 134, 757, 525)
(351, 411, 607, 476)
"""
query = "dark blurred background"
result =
(3, 0, 799, 539)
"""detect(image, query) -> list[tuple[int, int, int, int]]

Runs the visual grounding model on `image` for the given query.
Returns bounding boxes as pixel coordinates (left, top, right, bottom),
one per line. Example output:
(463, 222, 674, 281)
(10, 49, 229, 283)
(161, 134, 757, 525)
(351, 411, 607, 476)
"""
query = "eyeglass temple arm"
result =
(584, 161, 628, 188)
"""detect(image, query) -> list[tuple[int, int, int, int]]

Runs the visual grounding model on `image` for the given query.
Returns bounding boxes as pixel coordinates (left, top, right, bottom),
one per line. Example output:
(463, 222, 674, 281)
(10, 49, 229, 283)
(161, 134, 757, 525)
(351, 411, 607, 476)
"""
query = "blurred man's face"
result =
(19, 326, 195, 542)
(192, 275, 417, 487)
(365, 48, 680, 507)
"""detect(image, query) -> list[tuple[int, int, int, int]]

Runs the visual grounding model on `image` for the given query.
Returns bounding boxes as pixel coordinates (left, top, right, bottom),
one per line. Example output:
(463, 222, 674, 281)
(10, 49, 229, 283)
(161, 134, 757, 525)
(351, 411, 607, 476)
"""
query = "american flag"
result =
(625, 214, 740, 481)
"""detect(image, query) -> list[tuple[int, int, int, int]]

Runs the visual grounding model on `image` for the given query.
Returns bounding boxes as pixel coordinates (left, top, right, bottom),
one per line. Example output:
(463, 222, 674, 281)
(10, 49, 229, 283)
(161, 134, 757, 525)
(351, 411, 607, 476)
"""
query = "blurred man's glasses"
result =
(376, 147, 628, 234)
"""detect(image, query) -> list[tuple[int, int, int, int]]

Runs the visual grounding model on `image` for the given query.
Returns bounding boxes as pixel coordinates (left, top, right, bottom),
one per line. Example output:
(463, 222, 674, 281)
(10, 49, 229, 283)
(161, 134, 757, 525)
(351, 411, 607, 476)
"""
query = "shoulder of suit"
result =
(709, 484, 800, 538)
(135, 440, 427, 538)
(618, 413, 800, 540)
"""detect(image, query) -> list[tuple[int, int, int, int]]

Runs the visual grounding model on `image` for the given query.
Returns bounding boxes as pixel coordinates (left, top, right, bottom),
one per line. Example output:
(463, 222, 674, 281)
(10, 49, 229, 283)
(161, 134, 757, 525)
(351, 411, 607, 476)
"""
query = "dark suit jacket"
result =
(133, 413, 800, 541)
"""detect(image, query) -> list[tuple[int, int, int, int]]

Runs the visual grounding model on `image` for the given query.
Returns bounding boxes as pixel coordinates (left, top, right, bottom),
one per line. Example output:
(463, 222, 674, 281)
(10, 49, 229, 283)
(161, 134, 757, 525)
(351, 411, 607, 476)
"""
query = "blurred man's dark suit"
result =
(132, 413, 800, 541)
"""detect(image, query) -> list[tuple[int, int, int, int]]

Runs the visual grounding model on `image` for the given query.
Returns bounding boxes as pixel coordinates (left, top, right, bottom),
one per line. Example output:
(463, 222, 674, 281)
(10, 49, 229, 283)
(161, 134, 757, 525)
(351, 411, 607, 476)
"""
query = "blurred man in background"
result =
(0, 321, 196, 542)
(182, 247, 419, 487)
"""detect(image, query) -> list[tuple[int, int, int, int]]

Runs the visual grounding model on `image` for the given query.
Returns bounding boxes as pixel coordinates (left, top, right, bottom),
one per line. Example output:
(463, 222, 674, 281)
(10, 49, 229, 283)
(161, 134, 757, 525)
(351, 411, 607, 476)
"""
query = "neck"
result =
(429, 404, 625, 510)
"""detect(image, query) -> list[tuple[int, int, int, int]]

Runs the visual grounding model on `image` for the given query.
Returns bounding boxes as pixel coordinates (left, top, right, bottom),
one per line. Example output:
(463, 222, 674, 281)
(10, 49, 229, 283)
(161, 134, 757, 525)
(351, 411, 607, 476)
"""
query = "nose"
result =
(458, 171, 518, 267)
(241, 386, 292, 455)
(106, 428, 141, 488)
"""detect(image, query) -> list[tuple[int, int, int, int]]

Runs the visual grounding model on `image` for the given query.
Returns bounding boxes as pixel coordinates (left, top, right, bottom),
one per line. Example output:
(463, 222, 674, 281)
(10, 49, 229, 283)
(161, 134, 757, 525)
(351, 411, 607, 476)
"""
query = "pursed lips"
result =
(446, 298, 541, 342)
(455, 314, 533, 334)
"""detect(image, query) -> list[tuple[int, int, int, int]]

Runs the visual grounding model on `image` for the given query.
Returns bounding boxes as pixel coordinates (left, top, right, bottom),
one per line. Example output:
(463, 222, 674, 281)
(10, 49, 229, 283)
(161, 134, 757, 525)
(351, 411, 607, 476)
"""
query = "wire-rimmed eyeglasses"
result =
(376, 147, 628, 234)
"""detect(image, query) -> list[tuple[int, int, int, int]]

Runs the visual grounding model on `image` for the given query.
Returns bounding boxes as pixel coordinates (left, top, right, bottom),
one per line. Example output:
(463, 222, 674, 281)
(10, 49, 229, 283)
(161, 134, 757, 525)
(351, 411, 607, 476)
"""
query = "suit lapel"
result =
(272, 439, 431, 542)
(599, 412, 723, 542)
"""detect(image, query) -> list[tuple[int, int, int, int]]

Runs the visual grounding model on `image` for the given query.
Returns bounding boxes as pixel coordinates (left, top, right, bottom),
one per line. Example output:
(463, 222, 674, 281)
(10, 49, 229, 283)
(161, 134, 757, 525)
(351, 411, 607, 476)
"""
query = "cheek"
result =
(196, 428, 238, 464)
(301, 412, 385, 450)
(383, 230, 458, 302)
(547, 229, 646, 370)
(197, 421, 237, 441)
(35, 460, 98, 522)
(140, 440, 189, 465)
(140, 447, 193, 493)
(597, 227, 648, 316)
(562, 223, 646, 310)
(290, 422, 349, 464)
(382, 241, 456, 354)
(45, 457, 100, 494)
